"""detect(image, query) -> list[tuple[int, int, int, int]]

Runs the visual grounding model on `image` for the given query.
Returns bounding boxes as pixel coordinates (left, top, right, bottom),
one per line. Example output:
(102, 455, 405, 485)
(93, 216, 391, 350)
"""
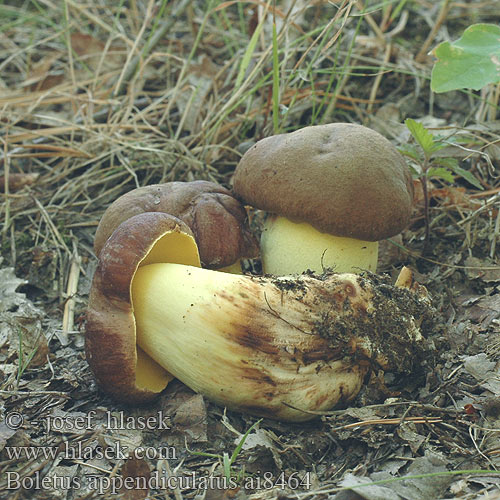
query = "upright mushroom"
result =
(233, 123, 414, 275)
(94, 180, 258, 272)
(86, 211, 432, 422)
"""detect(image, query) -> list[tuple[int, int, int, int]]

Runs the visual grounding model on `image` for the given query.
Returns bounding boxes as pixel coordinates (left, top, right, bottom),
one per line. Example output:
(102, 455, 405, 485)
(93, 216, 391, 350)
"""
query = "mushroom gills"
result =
(131, 263, 368, 421)
(261, 216, 378, 275)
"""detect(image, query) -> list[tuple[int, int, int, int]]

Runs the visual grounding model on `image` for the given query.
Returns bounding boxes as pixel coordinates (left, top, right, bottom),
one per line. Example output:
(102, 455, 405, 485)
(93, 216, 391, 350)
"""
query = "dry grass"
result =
(1, 1, 500, 499)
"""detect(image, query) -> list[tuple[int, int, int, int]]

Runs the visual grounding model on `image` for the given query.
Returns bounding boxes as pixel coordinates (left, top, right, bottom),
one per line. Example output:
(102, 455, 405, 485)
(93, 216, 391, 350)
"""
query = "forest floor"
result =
(0, 1, 499, 499)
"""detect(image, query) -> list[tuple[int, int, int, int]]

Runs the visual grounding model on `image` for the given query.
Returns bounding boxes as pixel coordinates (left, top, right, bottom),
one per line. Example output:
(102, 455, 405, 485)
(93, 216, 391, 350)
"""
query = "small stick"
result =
(491, 203, 500, 258)
(367, 42, 392, 114)
(61, 248, 82, 344)
(415, 0, 451, 63)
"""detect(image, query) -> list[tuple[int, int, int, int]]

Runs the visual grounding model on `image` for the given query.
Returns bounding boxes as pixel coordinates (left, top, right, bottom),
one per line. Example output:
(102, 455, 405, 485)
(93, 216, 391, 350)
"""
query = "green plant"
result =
(402, 118, 483, 252)
(431, 23, 500, 93)
(187, 418, 263, 484)
(16, 328, 43, 384)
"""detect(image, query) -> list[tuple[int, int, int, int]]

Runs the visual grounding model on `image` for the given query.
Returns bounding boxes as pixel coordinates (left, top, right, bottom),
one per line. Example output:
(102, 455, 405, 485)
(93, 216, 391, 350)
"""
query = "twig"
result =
(415, 0, 452, 63)
(61, 241, 82, 344)
(367, 42, 392, 114)
(329, 416, 443, 432)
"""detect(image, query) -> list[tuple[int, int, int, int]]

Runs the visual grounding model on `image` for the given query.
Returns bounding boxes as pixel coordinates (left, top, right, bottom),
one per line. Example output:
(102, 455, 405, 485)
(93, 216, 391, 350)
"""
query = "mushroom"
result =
(86, 211, 431, 421)
(93, 180, 258, 272)
(85, 212, 200, 402)
(233, 123, 414, 275)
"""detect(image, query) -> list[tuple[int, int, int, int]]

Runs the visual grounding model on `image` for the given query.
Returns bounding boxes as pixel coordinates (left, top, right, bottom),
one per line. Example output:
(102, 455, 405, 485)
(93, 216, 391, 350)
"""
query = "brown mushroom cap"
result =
(94, 180, 258, 269)
(233, 123, 414, 241)
(86, 212, 200, 403)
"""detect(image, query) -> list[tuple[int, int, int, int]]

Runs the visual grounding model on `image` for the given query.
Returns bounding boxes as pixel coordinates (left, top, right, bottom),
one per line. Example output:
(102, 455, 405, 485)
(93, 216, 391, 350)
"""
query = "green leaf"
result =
(431, 23, 500, 93)
(448, 164, 484, 190)
(427, 167, 455, 183)
(230, 418, 262, 465)
(222, 452, 231, 480)
(407, 164, 421, 178)
(432, 156, 459, 169)
(405, 118, 445, 156)
(398, 144, 421, 161)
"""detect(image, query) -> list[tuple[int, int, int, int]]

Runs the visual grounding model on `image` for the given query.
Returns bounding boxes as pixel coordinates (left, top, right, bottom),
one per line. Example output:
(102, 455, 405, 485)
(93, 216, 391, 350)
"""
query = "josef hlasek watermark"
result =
(3, 410, 171, 432)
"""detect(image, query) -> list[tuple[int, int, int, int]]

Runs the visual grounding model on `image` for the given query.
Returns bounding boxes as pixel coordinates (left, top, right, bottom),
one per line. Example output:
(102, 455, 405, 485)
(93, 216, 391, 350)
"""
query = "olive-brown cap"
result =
(86, 212, 200, 403)
(94, 180, 258, 269)
(233, 123, 414, 241)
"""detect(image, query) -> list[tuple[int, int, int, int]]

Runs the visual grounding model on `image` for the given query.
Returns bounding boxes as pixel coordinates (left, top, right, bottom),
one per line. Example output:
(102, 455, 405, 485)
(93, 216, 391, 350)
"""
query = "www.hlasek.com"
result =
(4, 439, 177, 461)
(6, 471, 312, 494)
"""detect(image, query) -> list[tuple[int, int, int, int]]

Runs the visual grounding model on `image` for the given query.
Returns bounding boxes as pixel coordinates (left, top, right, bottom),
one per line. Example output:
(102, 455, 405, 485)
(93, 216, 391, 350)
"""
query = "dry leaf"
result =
(175, 55, 219, 134)
(0, 264, 48, 370)
(463, 353, 500, 394)
(120, 456, 151, 500)
(71, 32, 125, 74)
(465, 256, 500, 283)
(0, 421, 18, 452)
(25, 52, 64, 91)
(0, 173, 39, 192)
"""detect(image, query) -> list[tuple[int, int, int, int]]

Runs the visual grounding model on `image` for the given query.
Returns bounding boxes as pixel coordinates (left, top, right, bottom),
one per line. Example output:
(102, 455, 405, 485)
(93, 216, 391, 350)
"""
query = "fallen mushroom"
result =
(85, 213, 200, 402)
(93, 180, 258, 272)
(86, 212, 432, 422)
(233, 123, 414, 275)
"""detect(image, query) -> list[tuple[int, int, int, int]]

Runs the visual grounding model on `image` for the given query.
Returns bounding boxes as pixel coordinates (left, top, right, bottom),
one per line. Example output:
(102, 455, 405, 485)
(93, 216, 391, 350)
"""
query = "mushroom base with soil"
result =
(261, 215, 379, 275)
(131, 264, 432, 422)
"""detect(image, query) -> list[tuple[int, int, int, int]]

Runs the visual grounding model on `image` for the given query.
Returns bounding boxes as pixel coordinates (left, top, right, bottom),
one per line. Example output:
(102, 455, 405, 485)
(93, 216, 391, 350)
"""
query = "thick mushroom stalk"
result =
(261, 216, 378, 275)
(133, 265, 371, 421)
(86, 212, 432, 421)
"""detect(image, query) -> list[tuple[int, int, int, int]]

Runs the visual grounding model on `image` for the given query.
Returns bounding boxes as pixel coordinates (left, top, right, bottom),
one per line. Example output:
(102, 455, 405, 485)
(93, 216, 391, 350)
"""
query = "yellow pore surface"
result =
(133, 230, 200, 392)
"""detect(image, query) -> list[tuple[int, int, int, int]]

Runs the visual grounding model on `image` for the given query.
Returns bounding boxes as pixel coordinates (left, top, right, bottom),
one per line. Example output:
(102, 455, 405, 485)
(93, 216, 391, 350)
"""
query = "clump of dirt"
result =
(312, 270, 441, 375)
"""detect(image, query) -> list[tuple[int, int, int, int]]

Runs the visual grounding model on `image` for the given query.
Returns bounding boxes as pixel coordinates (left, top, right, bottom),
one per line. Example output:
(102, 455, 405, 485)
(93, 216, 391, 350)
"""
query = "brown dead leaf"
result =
(120, 456, 151, 500)
(0, 173, 39, 192)
(25, 52, 64, 91)
(465, 294, 500, 329)
(172, 393, 208, 443)
(70, 32, 125, 74)
(413, 181, 482, 211)
(0, 421, 18, 452)
(159, 381, 208, 445)
(176, 55, 220, 135)
(0, 265, 48, 370)
(70, 33, 105, 58)
(463, 353, 500, 394)
(396, 422, 426, 454)
(464, 256, 500, 283)
(203, 486, 245, 500)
